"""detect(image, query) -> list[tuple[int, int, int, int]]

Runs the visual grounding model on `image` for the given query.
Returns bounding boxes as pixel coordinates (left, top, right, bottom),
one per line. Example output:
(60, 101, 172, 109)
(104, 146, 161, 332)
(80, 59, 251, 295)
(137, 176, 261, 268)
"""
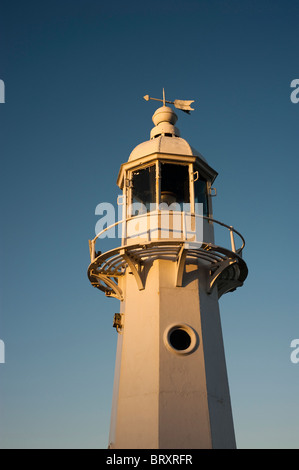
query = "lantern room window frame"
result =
(124, 158, 212, 219)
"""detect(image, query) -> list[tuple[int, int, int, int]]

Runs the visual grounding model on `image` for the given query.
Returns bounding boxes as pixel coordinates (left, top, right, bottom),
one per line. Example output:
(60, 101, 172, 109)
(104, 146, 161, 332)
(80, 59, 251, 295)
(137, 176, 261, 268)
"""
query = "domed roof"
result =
(128, 105, 206, 162)
(128, 135, 206, 162)
(117, 104, 217, 188)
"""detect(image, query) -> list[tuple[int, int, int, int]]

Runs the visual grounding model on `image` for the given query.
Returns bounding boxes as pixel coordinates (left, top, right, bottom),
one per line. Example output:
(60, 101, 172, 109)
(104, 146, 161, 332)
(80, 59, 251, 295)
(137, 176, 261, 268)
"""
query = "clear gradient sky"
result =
(0, 0, 299, 449)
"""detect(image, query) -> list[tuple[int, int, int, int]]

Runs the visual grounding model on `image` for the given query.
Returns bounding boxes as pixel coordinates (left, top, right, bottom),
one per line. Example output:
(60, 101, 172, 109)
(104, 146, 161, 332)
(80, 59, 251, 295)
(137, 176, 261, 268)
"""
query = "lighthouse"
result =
(88, 92, 248, 449)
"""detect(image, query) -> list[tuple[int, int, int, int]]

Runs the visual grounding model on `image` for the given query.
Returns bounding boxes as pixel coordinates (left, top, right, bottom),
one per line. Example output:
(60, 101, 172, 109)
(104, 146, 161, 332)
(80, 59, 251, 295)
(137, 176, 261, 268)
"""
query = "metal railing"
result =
(89, 212, 245, 263)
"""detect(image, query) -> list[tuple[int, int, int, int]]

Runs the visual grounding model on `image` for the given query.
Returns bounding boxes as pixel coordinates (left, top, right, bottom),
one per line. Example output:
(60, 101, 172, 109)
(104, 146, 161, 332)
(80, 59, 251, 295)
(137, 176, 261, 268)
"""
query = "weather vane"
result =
(143, 88, 195, 114)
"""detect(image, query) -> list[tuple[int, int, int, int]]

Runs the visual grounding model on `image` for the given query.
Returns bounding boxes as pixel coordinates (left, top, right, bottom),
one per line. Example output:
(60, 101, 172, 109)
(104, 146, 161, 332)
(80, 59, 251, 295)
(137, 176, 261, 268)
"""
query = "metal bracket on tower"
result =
(176, 245, 187, 287)
(208, 258, 238, 295)
(121, 249, 145, 291)
(90, 272, 124, 301)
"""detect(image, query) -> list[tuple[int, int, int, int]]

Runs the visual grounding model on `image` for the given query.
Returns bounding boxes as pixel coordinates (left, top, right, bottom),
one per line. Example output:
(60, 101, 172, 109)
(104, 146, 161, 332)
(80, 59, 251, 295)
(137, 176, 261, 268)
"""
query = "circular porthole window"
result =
(164, 324, 198, 355)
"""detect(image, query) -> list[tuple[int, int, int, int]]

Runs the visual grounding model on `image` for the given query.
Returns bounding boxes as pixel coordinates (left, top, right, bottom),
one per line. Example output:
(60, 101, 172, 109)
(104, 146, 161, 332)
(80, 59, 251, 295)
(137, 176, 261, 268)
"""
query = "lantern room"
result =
(117, 105, 218, 244)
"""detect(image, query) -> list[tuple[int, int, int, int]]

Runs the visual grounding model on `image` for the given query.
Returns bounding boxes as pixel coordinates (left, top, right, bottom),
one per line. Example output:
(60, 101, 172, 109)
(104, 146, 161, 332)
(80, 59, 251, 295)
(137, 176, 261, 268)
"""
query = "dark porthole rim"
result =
(163, 324, 199, 356)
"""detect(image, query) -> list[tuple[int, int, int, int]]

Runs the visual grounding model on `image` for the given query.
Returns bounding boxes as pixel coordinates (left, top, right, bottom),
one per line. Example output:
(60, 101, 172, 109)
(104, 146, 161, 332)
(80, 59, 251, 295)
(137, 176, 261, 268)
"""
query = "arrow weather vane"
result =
(143, 88, 195, 114)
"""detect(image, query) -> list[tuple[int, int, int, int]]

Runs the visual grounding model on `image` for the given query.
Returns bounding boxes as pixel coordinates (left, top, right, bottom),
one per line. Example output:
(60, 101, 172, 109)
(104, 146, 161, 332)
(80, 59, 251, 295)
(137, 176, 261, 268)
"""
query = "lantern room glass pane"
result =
(194, 175, 209, 216)
(160, 163, 189, 210)
(131, 165, 156, 213)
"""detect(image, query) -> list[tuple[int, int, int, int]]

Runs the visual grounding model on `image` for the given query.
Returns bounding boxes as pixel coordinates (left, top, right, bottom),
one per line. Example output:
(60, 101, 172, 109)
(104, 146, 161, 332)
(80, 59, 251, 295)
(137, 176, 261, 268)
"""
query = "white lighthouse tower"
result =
(88, 93, 248, 449)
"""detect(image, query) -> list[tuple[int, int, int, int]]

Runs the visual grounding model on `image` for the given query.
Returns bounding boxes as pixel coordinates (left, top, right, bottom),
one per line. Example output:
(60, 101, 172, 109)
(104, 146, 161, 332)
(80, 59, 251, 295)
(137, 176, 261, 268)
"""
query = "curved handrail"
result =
(89, 212, 245, 262)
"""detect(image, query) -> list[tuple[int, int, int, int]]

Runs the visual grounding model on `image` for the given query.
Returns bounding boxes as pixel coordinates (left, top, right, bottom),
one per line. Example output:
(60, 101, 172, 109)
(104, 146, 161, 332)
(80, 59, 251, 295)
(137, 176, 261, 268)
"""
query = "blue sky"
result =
(0, 0, 299, 449)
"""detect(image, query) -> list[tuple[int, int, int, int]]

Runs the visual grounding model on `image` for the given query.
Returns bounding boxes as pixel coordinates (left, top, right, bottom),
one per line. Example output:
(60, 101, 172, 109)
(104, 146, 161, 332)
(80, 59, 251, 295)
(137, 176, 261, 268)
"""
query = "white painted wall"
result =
(109, 257, 235, 449)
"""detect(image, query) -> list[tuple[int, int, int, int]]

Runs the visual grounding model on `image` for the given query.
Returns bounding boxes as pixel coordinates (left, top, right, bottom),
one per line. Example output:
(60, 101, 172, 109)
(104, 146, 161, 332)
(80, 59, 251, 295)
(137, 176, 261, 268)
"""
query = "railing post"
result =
(89, 239, 95, 262)
(182, 211, 186, 240)
(229, 226, 236, 253)
(122, 217, 126, 245)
